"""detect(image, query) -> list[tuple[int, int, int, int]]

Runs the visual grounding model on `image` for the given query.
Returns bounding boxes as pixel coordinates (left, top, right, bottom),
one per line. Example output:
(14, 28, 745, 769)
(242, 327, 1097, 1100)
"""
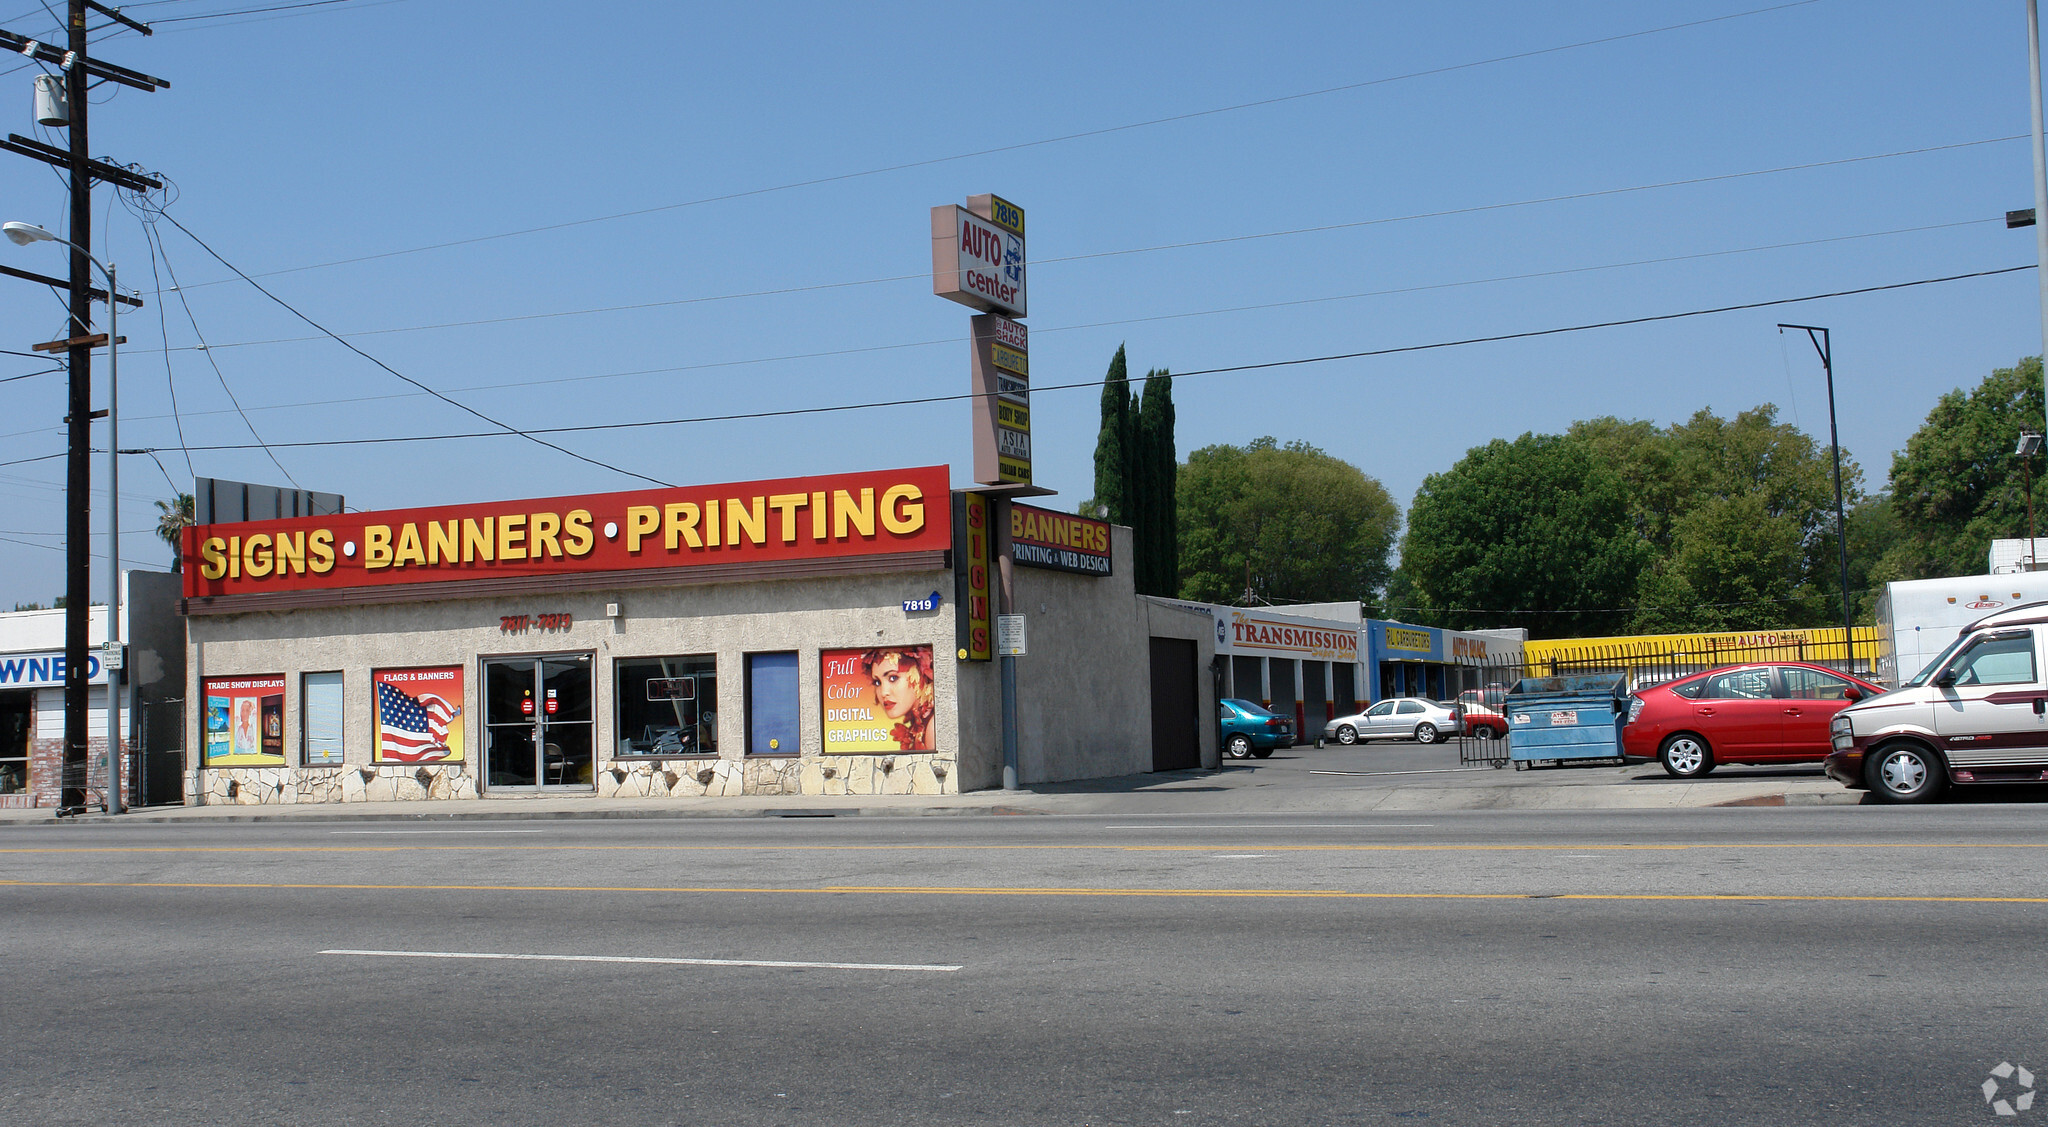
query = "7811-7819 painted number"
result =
(500, 613, 573, 633)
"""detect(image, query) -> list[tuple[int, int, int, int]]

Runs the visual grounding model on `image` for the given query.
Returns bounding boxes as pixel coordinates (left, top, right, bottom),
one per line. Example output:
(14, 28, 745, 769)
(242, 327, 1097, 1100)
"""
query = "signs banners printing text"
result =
(181, 466, 950, 601)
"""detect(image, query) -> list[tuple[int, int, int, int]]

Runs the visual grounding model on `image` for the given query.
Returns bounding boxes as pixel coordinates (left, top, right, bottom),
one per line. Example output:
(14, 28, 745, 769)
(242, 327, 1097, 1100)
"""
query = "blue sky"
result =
(0, 0, 2042, 610)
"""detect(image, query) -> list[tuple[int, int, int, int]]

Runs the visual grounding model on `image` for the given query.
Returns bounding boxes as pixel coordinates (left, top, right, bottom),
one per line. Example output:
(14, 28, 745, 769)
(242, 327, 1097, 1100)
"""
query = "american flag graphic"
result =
(377, 681, 459, 763)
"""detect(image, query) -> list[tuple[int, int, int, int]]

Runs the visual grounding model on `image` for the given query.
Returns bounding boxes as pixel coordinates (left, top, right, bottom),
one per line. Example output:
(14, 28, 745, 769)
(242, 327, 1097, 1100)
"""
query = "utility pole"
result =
(0, 3, 165, 813)
(63, 0, 92, 816)
(1780, 324, 1855, 671)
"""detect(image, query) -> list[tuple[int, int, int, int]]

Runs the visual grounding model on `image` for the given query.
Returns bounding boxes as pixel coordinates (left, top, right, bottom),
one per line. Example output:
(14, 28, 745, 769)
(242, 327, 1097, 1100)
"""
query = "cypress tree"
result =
(1140, 369, 1177, 596)
(1092, 345, 1132, 522)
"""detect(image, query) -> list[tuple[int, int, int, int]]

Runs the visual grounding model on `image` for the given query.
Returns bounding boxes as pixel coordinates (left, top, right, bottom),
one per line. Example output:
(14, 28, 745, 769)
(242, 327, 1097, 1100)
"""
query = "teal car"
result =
(1220, 698, 1294, 759)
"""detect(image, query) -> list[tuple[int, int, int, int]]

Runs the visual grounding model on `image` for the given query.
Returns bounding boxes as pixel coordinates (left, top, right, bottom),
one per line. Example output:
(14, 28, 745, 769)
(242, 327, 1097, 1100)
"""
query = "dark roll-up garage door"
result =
(1302, 659, 1327, 730)
(1149, 637, 1200, 772)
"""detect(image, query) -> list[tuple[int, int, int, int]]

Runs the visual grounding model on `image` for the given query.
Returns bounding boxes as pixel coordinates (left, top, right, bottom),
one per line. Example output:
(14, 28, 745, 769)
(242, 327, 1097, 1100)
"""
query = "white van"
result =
(1826, 601, 2048, 802)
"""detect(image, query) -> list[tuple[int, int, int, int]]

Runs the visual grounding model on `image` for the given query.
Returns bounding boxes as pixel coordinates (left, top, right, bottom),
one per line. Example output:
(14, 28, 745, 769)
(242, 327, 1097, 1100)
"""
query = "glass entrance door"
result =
(483, 653, 594, 790)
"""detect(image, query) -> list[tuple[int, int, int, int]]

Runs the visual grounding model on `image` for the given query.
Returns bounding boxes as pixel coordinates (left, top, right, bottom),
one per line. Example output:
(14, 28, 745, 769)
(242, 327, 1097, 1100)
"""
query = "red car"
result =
(1457, 686, 1508, 739)
(1621, 662, 1884, 778)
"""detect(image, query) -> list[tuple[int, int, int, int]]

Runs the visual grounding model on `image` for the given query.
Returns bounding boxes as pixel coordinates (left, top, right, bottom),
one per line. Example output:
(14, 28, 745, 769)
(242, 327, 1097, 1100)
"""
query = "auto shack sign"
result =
(181, 466, 951, 607)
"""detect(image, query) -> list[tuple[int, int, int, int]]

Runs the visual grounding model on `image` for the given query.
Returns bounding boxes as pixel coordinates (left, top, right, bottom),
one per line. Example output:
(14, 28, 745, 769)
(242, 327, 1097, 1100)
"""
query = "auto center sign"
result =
(932, 200, 1025, 317)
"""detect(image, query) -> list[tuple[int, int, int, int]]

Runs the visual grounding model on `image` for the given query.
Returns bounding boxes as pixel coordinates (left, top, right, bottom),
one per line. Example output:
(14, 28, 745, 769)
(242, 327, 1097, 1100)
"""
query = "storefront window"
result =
(0, 692, 28, 795)
(302, 671, 343, 766)
(616, 655, 717, 757)
(746, 652, 799, 755)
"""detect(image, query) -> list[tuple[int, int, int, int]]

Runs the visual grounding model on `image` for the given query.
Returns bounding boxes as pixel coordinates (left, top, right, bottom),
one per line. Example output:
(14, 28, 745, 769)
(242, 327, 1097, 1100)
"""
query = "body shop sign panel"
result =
(203, 674, 286, 766)
(373, 666, 464, 764)
(821, 646, 935, 754)
(181, 466, 950, 600)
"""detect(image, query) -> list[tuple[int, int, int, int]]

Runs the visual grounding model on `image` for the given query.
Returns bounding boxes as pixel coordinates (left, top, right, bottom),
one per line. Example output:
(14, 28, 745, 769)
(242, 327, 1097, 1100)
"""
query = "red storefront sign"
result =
(182, 466, 951, 601)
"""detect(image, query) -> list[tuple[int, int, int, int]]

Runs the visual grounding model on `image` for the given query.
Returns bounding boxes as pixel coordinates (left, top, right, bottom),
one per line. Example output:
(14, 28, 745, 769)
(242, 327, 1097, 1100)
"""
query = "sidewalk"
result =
(0, 763, 1864, 825)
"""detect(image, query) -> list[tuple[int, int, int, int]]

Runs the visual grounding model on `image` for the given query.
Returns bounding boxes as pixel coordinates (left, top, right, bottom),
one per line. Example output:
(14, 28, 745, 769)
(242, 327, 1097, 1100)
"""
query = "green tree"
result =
(1877, 356, 2046, 582)
(1138, 368, 1176, 595)
(1396, 432, 1647, 637)
(1177, 437, 1397, 604)
(156, 492, 195, 573)
(1089, 346, 1132, 522)
(1566, 407, 1863, 633)
(1086, 347, 1179, 596)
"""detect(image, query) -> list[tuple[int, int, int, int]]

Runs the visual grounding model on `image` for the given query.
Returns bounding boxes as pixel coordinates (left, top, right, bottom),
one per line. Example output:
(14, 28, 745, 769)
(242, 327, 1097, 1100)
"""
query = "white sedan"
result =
(1324, 698, 1462, 745)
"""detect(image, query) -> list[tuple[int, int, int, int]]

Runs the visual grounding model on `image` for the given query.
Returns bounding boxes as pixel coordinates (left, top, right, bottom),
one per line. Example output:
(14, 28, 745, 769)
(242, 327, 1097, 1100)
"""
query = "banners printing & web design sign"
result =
(1008, 503, 1111, 576)
(181, 466, 951, 600)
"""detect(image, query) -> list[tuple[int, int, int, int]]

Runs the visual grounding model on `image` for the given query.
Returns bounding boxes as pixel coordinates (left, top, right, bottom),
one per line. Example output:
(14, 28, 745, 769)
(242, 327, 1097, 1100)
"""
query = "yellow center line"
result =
(3, 840, 2048, 856)
(0, 878, 2045, 903)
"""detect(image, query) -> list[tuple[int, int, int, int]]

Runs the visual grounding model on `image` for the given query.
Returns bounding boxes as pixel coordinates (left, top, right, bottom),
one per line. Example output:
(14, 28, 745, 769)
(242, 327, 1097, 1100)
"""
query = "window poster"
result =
(372, 665, 465, 764)
(820, 645, 934, 754)
(203, 674, 287, 766)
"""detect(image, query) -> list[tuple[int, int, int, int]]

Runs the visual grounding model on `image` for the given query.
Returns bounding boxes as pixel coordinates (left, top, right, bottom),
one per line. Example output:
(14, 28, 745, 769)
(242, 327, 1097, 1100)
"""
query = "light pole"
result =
(2021, 431, 2043, 568)
(1779, 323, 1855, 671)
(6, 220, 123, 814)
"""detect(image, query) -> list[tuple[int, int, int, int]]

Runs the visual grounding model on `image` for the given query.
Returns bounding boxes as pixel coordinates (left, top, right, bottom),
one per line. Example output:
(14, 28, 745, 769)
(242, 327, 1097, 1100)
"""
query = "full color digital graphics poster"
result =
(372, 666, 465, 764)
(820, 646, 934, 754)
(202, 674, 287, 766)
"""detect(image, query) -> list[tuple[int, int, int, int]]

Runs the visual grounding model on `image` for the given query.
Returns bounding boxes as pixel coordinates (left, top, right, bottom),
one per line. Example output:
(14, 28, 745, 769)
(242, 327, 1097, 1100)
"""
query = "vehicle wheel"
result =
(1415, 723, 1440, 744)
(1865, 742, 1945, 804)
(1335, 725, 1358, 745)
(1658, 733, 1714, 778)
(1226, 734, 1253, 759)
(1251, 747, 1274, 759)
(1472, 725, 1497, 741)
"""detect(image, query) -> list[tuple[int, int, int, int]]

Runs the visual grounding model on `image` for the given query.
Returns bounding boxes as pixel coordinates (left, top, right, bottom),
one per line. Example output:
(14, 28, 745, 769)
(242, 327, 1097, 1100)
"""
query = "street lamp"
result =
(5, 220, 124, 814)
(1779, 324, 1855, 672)
(2020, 431, 2043, 569)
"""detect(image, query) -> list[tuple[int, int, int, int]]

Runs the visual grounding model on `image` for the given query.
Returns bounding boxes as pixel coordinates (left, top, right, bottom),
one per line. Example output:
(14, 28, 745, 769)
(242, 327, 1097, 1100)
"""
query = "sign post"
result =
(932, 193, 1050, 791)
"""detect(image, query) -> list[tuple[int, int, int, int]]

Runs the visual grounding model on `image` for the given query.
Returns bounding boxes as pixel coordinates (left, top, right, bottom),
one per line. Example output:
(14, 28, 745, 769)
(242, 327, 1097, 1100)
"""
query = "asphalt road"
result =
(4, 806, 2045, 1126)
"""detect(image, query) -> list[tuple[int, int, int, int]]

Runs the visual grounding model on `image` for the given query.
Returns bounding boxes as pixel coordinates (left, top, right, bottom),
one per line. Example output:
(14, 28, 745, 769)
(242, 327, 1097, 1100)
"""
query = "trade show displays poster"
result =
(373, 666, 465, 764)
(202, 674, 287, 766)
(820, 645, 935, 754)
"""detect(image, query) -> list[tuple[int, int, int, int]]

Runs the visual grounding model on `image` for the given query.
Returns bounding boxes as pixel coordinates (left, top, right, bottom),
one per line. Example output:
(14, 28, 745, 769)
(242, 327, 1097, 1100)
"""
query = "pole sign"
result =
(931, 195, 1025, 317)
(971, 312, 1031, 484)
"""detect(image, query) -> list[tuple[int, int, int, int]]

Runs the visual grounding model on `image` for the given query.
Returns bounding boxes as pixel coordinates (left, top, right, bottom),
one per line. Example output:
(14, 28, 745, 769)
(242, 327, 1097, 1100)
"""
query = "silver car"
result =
(1323, 697, 1462, 745)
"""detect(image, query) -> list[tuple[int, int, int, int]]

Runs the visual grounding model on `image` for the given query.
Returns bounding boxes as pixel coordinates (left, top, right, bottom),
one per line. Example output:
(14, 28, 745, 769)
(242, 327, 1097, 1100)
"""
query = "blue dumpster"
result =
(1505, 674, 1629, 768)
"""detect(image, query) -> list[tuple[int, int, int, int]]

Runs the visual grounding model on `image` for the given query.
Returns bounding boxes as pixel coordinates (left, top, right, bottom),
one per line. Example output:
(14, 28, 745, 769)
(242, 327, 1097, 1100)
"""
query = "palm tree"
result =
(155, 493, 194, 572)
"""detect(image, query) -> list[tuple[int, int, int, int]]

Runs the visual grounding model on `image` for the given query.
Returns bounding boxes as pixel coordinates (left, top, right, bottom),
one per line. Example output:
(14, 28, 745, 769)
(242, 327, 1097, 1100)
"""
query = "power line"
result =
(30, 215, 1996, 446)
(155, 208, 675, 488)
(143, 212, 300, 486)
(158, 212, 2000, 358)
(163, 0, 1827, 290)
(120, 263, 2034, 457)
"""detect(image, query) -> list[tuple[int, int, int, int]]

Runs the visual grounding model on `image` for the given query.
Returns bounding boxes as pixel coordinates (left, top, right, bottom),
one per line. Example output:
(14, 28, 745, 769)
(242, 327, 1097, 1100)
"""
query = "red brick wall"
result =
(13, 736, 128, 809)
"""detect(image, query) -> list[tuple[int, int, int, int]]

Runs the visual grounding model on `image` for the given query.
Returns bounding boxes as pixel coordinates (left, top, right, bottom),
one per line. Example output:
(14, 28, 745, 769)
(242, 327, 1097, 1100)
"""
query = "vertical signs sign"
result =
(934, 194, 1031, 486)
(953, 492, 992, 661)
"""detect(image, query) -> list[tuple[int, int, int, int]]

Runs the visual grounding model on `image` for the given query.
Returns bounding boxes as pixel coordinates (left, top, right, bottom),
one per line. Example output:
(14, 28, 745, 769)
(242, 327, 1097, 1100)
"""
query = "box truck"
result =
(1873, 573, 2048, 687)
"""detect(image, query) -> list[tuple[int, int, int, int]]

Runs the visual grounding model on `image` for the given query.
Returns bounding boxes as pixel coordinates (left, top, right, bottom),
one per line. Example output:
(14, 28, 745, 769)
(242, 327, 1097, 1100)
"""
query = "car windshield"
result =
(1905, 633, 1974, 688)
(1224, 699, 1275, 718)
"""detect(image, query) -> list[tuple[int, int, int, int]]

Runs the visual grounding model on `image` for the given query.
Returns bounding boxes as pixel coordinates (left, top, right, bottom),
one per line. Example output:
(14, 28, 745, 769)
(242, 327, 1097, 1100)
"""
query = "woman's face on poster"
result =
(871, 655, 924, 719)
